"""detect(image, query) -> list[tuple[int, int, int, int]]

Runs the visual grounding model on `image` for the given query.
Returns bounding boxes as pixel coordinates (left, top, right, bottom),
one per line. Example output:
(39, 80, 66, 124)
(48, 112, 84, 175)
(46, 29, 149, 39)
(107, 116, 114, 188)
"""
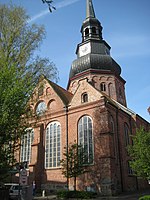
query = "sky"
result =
(1, 0, 150, 122)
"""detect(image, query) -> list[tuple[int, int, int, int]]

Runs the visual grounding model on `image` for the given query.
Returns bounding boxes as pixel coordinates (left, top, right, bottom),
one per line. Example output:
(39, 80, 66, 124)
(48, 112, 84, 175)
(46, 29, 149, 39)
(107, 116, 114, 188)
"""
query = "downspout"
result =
(64, 105, 69, 190)
(116, 108, 123, 192)
(129, 115, 139, 191)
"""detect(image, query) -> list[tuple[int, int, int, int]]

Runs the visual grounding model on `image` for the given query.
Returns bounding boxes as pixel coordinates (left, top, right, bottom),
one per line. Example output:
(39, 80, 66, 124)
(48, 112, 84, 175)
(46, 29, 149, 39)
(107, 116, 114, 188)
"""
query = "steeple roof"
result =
(86, 0, 95, 19)
(81, 0, 102, 41)
(69, 0, 122, 80)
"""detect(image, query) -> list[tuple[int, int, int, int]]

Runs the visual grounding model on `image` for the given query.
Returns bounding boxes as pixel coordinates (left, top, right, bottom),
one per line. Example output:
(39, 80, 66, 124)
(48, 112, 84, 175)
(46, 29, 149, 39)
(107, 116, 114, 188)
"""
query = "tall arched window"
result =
(124, 123, 130, 147)
(109, 116, 117, 158)
(100, 82, 106, 91)
(92, 27, 96, 34)
(45, 122, 61, 168)
(78, 116, 93, 164)
(20, 129, 34, 165)
(108, 83, 113, 98)
(82, 93, 88, 103)
(85, 28, 89, 38)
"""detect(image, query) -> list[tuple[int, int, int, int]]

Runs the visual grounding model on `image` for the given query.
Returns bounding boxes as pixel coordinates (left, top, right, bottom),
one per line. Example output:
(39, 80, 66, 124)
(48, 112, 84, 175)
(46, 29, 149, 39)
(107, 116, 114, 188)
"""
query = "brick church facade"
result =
(15, 0, 150, 195)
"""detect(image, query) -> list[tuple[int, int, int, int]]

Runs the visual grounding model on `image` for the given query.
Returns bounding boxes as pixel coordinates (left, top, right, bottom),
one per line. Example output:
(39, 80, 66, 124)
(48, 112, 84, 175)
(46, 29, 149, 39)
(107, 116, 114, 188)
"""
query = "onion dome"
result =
(69, 0, 121, 79)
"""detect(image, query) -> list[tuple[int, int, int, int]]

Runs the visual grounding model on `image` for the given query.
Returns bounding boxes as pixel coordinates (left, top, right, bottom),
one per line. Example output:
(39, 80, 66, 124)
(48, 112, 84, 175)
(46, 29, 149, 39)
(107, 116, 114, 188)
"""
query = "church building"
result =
(16, 0, 150, 196)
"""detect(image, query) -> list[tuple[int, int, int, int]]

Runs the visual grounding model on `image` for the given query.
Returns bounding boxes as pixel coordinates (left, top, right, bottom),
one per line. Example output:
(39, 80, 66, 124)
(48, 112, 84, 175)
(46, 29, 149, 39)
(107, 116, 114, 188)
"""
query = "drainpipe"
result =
(116, 108, 123, 192)
(129, 115, 139, 191)
(64, 105, 69, 191)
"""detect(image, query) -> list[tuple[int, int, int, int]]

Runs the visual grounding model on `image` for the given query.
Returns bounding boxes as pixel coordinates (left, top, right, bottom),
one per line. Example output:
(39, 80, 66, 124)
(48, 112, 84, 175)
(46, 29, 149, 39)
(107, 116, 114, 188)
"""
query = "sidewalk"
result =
(33, 195, 56, 200)
(33, 190, 150, 200)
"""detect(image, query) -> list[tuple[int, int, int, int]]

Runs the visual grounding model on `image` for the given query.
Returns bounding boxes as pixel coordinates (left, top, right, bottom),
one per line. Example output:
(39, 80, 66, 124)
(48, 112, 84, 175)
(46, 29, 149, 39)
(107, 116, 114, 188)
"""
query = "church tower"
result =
(68, 0, 127, 106)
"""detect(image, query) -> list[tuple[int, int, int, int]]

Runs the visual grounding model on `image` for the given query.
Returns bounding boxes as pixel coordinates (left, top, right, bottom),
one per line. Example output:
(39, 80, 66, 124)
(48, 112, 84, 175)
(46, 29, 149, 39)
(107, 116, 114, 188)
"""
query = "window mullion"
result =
(87, 122, 90, 163)
(52, 126, 54, 167)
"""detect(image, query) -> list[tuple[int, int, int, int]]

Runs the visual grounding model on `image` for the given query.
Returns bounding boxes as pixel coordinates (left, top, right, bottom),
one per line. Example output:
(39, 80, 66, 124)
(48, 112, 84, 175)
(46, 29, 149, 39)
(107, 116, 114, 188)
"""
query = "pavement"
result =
(33, 191, 150, 200)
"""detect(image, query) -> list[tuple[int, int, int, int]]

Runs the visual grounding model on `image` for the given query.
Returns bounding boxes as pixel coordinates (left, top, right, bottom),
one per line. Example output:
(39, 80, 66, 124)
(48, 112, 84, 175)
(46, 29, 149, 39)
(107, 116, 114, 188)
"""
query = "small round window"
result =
(36, 101, 47, 115)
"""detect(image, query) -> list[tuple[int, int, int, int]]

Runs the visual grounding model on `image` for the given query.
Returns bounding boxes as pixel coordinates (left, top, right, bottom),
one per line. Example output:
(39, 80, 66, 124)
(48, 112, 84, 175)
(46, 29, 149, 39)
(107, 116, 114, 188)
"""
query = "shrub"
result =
(57, 190, 97, 199)
(139, 195, 150, 200)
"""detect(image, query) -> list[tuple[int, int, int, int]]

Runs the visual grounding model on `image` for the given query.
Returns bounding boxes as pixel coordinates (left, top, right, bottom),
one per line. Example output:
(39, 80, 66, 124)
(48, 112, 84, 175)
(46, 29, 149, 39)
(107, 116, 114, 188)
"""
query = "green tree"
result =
(60, 143, 87, 191)
(0, 3, 58, 179)
(128, 128, 150, 180)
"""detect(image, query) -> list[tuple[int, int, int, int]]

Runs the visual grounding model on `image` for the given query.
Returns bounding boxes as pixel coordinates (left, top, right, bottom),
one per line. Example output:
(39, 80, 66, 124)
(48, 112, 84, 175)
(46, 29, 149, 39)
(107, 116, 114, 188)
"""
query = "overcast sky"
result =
(1, 0, 150, 122)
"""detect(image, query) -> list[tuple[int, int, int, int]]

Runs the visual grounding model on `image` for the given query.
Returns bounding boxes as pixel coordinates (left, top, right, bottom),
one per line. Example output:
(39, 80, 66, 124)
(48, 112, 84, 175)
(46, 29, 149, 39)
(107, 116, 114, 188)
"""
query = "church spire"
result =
(81, 0, 103, 42)
(86, 0, 95, 19)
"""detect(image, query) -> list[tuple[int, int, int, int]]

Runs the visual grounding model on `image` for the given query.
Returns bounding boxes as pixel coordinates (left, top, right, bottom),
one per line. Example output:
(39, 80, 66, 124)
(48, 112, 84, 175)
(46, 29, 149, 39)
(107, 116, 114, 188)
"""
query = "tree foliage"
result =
(128, 128, 150, 180)
(0, 3, 58, 178)
(60, 143, 87, 191)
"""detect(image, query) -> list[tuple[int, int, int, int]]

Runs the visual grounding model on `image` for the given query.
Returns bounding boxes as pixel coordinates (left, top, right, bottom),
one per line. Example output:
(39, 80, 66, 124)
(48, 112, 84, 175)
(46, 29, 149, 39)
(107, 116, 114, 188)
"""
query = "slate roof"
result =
(70, 54, 121, 79)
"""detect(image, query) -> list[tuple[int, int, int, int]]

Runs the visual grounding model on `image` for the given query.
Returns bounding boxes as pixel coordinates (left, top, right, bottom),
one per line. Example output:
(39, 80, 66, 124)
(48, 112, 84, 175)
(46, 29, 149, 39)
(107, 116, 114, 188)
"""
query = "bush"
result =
(139, 195, 150, 200)
(57, 190, 97, 199)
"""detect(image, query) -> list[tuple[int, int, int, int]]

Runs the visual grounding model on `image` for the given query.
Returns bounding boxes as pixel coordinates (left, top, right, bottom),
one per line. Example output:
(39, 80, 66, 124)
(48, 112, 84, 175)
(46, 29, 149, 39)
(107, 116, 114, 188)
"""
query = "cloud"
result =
(28, 10, 49, 23)
(56, 0, 80, 9)
(28, 0, 80, 23)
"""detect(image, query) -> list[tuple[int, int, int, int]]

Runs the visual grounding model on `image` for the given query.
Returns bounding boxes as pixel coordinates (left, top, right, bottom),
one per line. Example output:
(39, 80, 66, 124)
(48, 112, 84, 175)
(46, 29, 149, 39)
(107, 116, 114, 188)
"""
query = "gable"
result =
(70, 78, 103, 107)
(29, 76, 73, 115)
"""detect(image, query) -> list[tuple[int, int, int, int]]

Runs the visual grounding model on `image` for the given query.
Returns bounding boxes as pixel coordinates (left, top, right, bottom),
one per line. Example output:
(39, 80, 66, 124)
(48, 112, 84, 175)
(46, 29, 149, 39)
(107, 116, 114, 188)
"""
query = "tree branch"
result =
(41, 0, 56, 12)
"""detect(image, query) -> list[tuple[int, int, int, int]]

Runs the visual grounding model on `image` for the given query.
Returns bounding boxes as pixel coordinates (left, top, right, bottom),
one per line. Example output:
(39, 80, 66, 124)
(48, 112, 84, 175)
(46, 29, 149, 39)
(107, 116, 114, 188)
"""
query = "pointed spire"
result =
(86, 0, 95, 19)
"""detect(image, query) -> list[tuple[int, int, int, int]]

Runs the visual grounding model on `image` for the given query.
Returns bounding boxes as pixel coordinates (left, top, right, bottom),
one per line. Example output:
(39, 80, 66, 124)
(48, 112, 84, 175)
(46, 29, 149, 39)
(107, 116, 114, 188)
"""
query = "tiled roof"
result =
(100, 91, 136, 116)
(46, 78, 73, 105)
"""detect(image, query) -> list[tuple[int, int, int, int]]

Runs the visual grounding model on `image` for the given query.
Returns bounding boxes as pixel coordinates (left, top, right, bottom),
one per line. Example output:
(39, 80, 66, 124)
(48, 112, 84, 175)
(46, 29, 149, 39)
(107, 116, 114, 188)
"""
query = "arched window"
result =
(20, 129, 34, 165)
(45, 122, 61, 168)
(78, 116, 93, 164)
(124, 123, 130, 146)
(85, 28, 89, 37)
(109, 116, 117, 159)
(36, 101, 47, 115)
(108, 83, 113, 98)
(92, 27, 96, 34)
(82, 93, 88, 103)
(100, 82, 106, 91)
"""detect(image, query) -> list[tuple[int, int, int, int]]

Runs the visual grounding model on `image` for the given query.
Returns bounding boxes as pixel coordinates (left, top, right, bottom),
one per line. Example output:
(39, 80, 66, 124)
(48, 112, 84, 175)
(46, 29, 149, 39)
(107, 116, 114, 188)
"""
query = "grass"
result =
(139, 195, 150, 200)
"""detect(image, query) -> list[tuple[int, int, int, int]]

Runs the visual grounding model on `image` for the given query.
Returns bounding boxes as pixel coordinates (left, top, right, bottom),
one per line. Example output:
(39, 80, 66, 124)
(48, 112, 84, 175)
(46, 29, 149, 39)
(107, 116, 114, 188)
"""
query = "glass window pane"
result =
(45, 121, 61, 168)
(20, 129, 34, 165)
(78, 116, 93, 165)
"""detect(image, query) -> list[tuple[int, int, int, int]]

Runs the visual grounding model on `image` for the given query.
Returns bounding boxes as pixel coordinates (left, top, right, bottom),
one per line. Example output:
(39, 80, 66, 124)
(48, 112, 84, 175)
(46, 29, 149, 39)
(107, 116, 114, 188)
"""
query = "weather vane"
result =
(41, 0, 56, 12)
